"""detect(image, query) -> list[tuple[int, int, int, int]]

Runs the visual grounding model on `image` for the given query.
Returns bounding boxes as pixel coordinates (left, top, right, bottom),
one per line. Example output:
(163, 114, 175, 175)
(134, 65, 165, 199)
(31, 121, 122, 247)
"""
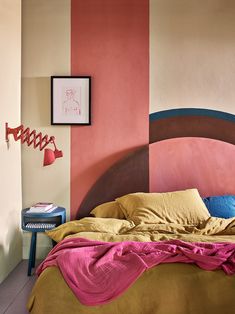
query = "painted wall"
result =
(149, 137, 235, 196)
(150, 0, 235, 114)
(0, 0, 22, 283)
(70, 0, 149, 219)
(21, 0, 70, 259)
(21, 0, 149, 257)
(21, 0, 235, 258)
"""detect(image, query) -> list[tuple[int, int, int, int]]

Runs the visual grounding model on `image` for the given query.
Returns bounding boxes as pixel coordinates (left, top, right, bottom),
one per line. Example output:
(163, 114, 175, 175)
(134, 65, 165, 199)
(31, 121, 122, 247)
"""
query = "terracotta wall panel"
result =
(71, 0, 149, 218)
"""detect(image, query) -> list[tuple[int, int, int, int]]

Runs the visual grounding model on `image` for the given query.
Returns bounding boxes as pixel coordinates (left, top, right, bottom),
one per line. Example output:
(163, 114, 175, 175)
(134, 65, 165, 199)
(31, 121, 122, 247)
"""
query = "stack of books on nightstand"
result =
(27, 202, 57, 213)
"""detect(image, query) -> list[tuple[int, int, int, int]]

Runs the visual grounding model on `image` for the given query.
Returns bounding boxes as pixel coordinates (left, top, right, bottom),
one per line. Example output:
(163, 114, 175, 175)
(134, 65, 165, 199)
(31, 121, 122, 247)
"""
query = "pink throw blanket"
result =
(37, 238, 235, 306)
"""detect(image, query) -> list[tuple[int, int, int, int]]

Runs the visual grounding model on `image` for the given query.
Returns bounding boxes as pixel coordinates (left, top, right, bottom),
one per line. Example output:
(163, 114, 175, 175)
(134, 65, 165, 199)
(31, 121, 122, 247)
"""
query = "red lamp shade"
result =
(43, 148, 63, 166)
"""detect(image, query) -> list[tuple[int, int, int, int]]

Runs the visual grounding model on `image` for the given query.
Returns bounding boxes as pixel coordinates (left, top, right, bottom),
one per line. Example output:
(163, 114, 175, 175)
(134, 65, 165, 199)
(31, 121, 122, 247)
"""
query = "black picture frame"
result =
(51, 76, 91, 125)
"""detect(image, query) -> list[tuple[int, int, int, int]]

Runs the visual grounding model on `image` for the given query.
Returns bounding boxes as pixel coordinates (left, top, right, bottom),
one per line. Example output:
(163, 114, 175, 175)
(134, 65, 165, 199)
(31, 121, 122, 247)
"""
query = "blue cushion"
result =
(203, 195, 235, 218)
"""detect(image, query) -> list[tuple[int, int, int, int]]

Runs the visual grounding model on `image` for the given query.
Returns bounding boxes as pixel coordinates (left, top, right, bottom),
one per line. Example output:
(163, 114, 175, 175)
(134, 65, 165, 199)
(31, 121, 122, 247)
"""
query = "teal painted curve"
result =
(149, 108, 235, 122)
(149, 108, 235, 145)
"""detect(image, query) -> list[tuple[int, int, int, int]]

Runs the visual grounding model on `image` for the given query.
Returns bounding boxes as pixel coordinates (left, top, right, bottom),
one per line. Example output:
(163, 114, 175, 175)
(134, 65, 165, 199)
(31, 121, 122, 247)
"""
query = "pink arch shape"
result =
(149, 137, 235, 197)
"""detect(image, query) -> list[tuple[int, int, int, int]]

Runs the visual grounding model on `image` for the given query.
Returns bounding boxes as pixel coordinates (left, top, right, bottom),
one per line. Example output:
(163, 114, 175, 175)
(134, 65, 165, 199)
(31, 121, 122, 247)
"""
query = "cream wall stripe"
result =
(22, 0, 71, 259)
(0, 0, 22, 283)
(150, 0, 235, 115)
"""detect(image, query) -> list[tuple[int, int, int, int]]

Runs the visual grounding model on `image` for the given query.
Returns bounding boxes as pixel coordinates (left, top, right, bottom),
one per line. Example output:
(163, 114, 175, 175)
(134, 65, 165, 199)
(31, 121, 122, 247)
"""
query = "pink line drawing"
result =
(62, 88, 81, 116)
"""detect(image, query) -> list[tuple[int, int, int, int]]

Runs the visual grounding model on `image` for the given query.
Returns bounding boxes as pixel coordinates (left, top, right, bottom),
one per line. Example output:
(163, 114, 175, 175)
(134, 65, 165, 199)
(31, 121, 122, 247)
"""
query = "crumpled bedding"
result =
(36, 238, 235, 306)
(46, 216, 235, 244)
(27, 216, 235, 314)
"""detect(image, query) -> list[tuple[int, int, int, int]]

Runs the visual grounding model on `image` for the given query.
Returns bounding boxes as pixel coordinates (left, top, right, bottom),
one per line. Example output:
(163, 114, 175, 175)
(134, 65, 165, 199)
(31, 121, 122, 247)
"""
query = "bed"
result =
(27, 137, 235, 314)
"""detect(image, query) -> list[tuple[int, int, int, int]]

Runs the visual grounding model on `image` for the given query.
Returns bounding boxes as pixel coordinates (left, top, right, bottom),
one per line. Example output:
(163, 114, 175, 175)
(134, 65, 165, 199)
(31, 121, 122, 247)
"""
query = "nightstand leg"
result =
(32, 232, 37, 268)
(28, 232, 36, 276)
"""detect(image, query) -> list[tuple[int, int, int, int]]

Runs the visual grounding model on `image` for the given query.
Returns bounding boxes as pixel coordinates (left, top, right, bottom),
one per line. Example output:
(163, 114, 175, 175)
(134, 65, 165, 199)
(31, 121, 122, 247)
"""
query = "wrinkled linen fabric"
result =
(46, 216, 235, 244)
(36, 238, 235, 306)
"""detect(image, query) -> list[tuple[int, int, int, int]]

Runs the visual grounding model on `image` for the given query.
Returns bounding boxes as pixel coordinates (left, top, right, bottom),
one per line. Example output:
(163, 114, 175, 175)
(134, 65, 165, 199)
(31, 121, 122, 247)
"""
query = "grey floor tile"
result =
(4, 278, 36, 314)
(0, 260, 38, 314)
(0, 261, 29, 314)
(0, 261, 29, 297)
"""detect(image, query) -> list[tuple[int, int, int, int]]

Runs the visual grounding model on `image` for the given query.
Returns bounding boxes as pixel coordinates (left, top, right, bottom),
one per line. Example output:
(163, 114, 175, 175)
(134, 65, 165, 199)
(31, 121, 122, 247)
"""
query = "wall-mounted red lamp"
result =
(5, 123, 63, 166)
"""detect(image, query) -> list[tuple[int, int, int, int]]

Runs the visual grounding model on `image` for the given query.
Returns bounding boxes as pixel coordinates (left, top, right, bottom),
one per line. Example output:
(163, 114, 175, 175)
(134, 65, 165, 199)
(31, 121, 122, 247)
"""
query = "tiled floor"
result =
(0, 261, 37, 314)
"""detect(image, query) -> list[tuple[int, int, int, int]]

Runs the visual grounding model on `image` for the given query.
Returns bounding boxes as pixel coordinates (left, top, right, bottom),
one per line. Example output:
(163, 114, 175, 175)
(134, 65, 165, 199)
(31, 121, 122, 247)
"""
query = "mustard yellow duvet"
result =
(28, 217, 235, 314)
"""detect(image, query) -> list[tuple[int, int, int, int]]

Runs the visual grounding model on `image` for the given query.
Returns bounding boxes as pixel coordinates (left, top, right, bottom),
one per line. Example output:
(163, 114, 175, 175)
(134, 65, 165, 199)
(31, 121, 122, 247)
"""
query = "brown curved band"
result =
(150, 115, 235, 145)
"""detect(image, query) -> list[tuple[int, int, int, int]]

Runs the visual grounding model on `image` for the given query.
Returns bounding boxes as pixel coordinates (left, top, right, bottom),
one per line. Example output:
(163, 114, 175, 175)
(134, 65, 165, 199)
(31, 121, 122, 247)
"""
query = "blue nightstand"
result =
(21, 207, 66, 276)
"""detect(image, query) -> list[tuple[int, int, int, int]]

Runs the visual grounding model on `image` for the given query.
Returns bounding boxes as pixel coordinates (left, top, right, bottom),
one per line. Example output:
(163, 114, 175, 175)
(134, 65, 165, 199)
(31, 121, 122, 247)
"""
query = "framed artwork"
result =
(51, 76, 91, 125)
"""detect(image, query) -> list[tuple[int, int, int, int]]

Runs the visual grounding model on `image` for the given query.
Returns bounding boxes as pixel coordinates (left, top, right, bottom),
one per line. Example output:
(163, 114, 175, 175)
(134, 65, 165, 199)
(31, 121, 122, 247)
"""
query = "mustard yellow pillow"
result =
(90, 201, 125, 219)
(116, 189, 210, 225)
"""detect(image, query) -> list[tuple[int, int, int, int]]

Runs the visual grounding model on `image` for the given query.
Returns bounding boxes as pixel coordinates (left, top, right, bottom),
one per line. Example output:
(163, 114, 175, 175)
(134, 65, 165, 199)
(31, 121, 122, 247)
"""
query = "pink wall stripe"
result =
(71, 0, 149, 218)
(149, 137, 235, 197)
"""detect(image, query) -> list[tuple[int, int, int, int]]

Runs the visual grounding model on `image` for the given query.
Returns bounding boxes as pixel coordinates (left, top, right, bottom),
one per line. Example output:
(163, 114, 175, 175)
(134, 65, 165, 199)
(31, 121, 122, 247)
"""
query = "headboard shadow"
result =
(77, 146, 149, 219)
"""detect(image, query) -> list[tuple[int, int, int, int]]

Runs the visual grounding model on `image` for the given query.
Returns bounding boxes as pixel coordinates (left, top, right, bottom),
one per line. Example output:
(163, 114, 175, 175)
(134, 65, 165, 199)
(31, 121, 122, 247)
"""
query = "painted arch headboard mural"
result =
(150, 108, 235, 144)
(77, 108, 235, 218)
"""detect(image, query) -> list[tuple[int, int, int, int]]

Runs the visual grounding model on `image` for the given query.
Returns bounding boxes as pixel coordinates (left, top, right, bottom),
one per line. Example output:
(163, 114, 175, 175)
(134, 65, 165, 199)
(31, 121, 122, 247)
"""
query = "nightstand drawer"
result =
(25, 222, 56, 230)
(22, 216, 61, 231)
